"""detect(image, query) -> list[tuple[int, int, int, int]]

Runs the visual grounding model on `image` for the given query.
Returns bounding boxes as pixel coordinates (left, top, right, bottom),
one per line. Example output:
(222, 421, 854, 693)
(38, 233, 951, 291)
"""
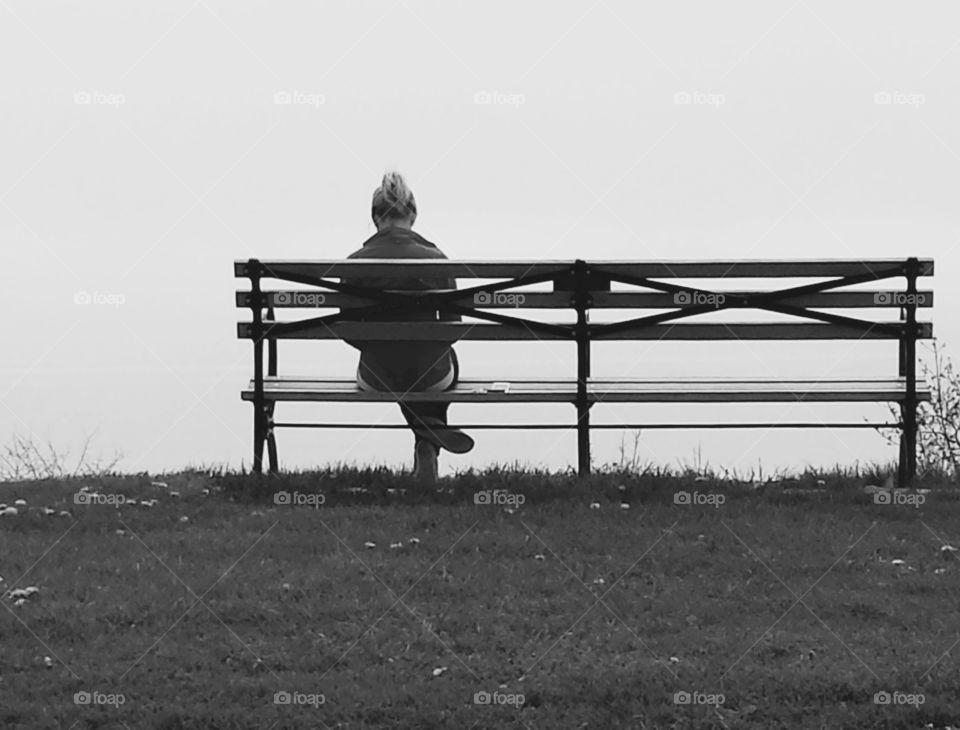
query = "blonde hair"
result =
(371, 170, 417, 223)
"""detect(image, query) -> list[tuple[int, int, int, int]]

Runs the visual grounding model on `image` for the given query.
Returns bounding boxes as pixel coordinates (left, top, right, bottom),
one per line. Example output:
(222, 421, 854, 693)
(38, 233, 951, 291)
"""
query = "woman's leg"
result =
(399, 347, 457, 429)
(403, 350, 471, 484)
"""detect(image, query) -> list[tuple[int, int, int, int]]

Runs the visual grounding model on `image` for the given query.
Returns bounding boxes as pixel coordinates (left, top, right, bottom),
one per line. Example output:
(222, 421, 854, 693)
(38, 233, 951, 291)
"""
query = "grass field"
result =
(1, 465, 959, 729)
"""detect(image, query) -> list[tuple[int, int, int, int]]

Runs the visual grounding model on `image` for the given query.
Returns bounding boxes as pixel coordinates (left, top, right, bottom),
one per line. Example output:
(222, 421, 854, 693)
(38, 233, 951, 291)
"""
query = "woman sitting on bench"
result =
(342, 171, 474, 483)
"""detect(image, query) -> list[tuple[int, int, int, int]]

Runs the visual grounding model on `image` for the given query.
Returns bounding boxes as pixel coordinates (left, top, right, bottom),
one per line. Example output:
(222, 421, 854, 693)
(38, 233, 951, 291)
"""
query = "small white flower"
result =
(151, 481, 168, 488)
(1, 507, 18, 516)
(891, 559, 906, 566)
(534, 554, 545, 561)
(432, 666, 447, 677)
(169, 491, 180, 498)
(364, 541, 376, 549)
(14, 499, 26, 507)
(390, 542, 403, 550)
(590, 502, 600, 510)
(58, 510, 71, 517)
(179, 516, 189, 522)
(408, 537, 420, 545)
(42, 508, 56, 516)
(8, 587, 38, 600)
(620, 503, 630, 510)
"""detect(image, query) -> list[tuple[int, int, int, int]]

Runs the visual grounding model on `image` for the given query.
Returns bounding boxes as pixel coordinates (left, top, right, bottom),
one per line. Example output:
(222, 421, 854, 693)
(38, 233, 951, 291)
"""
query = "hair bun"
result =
(372, 170, 417, 221)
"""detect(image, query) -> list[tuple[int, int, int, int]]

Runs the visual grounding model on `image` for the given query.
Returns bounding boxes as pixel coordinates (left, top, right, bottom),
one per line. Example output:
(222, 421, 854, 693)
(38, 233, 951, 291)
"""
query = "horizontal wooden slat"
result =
(241, 376, 931, 403)
(237, 321, 931, 341)
(235, 259, 934, 280)
(236, 290, 934, 310)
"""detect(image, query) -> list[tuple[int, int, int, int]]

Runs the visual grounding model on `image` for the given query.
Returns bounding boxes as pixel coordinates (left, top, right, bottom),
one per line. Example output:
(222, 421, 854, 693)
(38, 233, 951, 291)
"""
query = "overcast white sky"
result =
(1, 1, 957, 477)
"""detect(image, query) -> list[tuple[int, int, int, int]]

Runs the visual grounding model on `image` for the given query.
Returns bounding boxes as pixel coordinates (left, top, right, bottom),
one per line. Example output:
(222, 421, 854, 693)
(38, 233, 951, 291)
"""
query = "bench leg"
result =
(266, 403, 279, 475)
(897, 424, 906, 489)
(577, 404, 591, 477)
(253, 403, 267, 475)
(898, 401, 918, 488)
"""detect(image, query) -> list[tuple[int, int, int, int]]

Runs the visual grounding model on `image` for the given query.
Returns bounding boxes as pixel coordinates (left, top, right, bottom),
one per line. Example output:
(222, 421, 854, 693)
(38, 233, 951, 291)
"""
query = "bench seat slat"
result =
(237, 290, 934, 310)
(242, 377, 930, 403)
(238, 321, 930, 341)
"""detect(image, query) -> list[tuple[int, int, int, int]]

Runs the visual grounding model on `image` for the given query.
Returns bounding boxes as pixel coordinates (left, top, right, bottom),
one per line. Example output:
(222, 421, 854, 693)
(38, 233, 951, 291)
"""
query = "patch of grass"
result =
(0, 466, 958, 728)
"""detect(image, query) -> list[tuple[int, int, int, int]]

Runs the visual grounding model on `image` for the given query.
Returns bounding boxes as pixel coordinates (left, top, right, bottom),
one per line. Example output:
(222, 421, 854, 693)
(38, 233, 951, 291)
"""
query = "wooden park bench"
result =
(236, 257, 933, 486)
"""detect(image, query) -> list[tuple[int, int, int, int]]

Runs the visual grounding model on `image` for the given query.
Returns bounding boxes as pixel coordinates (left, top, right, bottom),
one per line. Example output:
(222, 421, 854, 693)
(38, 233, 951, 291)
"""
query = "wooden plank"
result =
(237, 321, 932, 341)
(243, 378, 579, 403)
(588, 378, 930, 403)
(235, 259, 934, 280)
(266, 375, 919, 384)
(241, 376, 930, 403)
(237, 290, 934, 309)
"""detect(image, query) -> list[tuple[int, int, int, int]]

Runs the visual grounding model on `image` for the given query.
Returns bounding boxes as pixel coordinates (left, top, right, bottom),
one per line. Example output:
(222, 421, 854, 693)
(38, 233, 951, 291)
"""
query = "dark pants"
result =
(398, 349, 459, 445)
(357, 349, 460, 445)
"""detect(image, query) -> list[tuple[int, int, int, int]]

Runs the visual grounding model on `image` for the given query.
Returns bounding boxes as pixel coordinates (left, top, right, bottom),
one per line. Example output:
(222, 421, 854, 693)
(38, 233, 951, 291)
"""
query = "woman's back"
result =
(341, 187, 458, 393)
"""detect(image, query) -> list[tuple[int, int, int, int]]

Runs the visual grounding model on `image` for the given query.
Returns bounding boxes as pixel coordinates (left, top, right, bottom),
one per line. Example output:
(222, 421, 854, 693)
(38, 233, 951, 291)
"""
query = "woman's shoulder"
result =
(401, 231, 448, 259)
(347, 228, 448, 259)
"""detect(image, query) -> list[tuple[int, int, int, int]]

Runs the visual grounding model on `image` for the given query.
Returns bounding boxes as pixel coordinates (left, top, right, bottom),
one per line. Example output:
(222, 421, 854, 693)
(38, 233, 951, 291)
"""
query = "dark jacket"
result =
(341, 227, 459, 392)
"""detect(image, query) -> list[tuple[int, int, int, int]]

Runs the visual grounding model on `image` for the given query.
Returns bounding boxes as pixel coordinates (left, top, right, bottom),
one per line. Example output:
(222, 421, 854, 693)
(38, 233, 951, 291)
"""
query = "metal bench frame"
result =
(236, 257, 933, 485)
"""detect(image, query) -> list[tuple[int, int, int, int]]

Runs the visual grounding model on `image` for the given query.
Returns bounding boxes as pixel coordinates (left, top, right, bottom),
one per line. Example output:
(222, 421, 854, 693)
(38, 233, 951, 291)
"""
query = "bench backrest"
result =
(236, 258, 933, 343)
